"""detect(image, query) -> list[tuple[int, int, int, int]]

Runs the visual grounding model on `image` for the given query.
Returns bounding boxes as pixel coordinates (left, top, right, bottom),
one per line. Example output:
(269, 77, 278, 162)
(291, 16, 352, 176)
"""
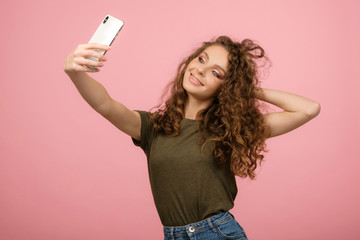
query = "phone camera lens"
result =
(103, 16, 109, 24)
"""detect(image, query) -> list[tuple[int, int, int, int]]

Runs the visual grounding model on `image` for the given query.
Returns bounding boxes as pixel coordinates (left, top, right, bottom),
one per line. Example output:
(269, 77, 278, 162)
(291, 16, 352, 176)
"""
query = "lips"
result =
(189, 73, 204, 86)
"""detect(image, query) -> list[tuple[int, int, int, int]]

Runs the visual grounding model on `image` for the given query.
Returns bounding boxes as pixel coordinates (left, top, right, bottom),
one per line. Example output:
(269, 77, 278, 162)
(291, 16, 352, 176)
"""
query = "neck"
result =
(184, 95, 214, 120)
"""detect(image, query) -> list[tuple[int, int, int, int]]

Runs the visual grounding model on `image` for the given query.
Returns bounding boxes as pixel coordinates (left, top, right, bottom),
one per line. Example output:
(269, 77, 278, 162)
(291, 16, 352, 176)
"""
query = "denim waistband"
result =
(163, 211, 234, 238)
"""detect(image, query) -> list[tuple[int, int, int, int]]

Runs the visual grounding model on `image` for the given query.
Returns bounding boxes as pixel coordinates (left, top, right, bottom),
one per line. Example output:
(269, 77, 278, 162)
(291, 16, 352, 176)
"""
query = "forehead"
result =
(202, 45, 229, 71)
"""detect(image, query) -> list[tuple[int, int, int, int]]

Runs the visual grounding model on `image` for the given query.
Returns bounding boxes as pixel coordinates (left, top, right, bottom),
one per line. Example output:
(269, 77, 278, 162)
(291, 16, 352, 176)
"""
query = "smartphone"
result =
(86, 15, 124, 65)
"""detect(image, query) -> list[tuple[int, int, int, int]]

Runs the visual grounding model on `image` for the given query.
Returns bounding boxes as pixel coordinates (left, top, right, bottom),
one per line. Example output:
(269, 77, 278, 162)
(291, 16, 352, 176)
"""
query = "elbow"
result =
(306, 102, 321, 119)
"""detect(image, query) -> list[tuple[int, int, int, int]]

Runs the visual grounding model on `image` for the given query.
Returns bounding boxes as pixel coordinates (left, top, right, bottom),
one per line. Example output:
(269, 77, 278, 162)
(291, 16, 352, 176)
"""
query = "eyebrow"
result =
(203, 51, 226, 74)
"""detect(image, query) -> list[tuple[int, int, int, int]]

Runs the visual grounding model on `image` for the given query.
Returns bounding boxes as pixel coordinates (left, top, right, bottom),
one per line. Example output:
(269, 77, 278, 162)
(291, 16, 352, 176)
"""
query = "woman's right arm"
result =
(63, 43, 141, 141)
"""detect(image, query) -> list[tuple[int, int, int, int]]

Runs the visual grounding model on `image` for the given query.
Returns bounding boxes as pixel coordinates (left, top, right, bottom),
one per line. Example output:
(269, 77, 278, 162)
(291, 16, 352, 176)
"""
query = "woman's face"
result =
(183, 45, 229, 102)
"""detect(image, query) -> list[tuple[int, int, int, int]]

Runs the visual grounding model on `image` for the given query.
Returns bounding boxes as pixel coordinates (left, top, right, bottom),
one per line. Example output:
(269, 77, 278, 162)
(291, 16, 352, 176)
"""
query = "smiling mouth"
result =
(190, 73, 204, 86)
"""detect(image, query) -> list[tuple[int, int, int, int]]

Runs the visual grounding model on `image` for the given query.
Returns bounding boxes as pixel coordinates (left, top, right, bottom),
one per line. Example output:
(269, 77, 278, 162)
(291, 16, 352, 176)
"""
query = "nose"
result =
(197, 65, 205, 76)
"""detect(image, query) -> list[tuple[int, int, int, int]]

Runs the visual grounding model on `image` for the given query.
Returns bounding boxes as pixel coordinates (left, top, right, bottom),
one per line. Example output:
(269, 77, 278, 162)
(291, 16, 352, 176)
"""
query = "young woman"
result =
(64, 36, 320, 240)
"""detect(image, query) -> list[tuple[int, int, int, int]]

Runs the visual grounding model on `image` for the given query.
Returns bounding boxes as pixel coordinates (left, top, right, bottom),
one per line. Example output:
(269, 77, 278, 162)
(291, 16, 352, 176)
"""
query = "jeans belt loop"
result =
(207, 217, 217, 233)
(170, 227, 174, 240)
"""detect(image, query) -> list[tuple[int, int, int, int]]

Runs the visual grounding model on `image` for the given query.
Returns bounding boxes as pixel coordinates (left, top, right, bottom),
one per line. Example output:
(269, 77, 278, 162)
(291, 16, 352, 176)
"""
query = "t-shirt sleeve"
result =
(131, 111, 155, 157)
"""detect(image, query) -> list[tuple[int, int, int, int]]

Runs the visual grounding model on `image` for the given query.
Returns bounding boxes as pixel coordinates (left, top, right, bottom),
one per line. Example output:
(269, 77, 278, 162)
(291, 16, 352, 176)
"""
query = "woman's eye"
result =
(198, 57, 205, 63)
(212, 70, 220, 78)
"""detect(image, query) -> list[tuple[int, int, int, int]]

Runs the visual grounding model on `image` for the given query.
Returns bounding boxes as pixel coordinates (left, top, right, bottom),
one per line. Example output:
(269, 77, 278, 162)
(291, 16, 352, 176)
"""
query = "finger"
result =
(72, 49, 106, 62)
(75, 63, 100, 72)
(70, 64, 98, 72)
(81, 50, 107, 61)
(84, 65, 100, 72)
(76, 57, 105, 68)
(84, 43, 111, 51)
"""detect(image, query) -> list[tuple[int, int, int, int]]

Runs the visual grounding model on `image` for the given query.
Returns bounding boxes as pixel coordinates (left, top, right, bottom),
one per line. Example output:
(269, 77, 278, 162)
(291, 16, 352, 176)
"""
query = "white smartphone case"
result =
(86, 15, 124, 64)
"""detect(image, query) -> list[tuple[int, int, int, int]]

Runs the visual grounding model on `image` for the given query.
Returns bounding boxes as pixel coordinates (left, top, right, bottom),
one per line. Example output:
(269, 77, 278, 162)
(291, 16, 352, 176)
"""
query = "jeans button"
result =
(189, 226, 195, 232)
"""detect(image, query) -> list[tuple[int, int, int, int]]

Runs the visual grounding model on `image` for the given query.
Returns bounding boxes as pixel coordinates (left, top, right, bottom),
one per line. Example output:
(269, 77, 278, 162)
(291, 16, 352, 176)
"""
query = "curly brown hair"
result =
(149, 36, 268, 179)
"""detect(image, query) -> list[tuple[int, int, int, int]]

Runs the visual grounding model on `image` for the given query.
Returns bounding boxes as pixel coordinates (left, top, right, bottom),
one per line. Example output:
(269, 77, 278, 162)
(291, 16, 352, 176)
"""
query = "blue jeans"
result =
(163, 211, 248, 240)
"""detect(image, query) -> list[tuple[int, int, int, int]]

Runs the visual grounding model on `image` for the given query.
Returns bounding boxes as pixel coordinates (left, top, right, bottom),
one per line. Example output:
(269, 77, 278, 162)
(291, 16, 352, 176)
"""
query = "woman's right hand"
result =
(64, 43, 111, 73)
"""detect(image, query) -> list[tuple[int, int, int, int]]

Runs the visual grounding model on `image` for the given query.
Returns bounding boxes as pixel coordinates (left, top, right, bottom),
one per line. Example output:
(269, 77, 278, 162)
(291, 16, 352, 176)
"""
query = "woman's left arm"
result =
(255, 88, 321, 138)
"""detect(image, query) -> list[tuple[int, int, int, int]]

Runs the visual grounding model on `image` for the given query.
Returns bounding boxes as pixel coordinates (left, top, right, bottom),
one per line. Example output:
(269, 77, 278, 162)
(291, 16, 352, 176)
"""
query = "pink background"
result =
(1, 0, 359, 239)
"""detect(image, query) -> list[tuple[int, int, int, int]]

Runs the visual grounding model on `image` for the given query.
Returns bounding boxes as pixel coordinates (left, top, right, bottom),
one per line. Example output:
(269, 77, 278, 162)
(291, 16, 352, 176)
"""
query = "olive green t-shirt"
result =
(132, 111, 238, 226)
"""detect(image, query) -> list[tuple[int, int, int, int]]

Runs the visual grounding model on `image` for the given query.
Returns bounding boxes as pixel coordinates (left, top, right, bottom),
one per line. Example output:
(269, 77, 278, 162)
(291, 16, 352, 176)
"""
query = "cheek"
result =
(182, 72, 191, 88)
(188, 59, 200, 69)
(207, 75, 221, 87)
(209, 79, 223, 93)
(183, 71, 190, 81)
